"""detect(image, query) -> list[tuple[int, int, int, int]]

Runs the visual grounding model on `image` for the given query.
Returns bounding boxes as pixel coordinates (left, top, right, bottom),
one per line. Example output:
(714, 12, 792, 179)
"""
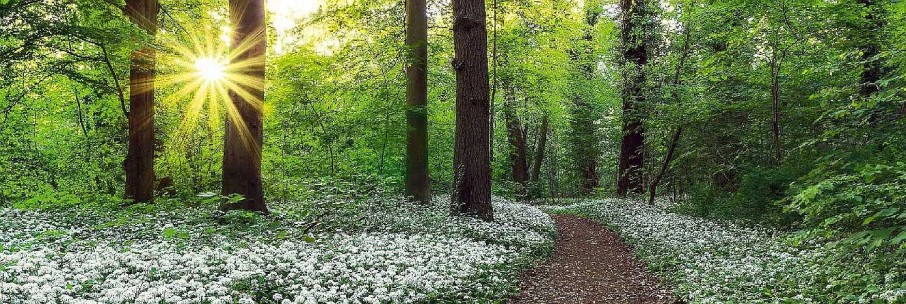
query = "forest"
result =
(1, 0, 905, 303)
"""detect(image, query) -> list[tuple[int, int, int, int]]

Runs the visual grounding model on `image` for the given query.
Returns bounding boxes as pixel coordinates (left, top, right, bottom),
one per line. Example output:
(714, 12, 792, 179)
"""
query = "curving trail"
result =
(511, 214, 676, 304)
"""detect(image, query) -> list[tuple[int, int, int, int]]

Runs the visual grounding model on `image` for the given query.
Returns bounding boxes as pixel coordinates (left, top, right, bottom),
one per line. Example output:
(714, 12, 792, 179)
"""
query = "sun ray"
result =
(152, 8, 270, 157)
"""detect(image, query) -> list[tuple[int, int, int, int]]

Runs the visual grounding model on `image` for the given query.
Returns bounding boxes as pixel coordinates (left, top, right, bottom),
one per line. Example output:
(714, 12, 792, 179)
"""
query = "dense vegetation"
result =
(1, 0, 905, 302)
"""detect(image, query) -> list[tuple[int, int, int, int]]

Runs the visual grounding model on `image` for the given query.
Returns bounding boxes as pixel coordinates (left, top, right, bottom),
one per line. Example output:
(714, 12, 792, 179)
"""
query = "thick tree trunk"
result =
(124, 0, 158, 203)
(531, 115, 549, 183)
(617, 0, 648, 197)
(648, 127, 681, 205)
(405, 0, 430, 204)
(503, 88, 529, 194)
(451, 0, 493, 221)
(125, 48, 156, 203)
(222, 0, 267, 213)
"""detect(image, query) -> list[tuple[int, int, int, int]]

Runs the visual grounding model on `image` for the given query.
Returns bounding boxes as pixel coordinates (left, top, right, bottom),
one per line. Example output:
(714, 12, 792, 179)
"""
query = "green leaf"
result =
(877, 208, 900, 218)
(891, 230, 906, 245)
(863, 216, 877, 226)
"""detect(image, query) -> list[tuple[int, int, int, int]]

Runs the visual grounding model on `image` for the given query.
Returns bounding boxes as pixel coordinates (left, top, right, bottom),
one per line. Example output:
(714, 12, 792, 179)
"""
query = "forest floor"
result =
(543, 199, 906, 303)
(0, 197, 556, 303)
(510, 214, 674, 304)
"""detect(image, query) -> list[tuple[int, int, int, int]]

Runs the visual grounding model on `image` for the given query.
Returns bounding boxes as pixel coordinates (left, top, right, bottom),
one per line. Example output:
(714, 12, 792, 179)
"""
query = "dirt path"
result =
(511, 215, 675, 304)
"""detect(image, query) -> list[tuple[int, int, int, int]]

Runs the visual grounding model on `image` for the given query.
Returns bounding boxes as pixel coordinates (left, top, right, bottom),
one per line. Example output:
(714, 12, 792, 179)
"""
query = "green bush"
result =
(677, 167, 800, 227)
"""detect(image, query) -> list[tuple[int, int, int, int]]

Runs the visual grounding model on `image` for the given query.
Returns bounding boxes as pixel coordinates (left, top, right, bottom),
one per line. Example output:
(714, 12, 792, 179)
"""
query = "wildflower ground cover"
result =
(546, 199, 906, 304)
(0, 196, 555, 303)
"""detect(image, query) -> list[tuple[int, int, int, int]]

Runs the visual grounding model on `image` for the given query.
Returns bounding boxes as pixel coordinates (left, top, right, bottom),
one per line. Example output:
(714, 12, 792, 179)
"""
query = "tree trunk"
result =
(405, 0, 430, 204)
(648, 19, 691, 205)
(451, 0, 493, 221)
(503, 87, 529, 194)
(770, 52, 782, 164)
(648, 127, 681, 205)
(858, 0, 883, 98)
(222, 0, 267, 213)
(531, 115, 549, 183)
(569, 8, 601, 196)
(490, 0, 498, 163)
(124, 0, 158, 203)
(617, 0, 649, 197)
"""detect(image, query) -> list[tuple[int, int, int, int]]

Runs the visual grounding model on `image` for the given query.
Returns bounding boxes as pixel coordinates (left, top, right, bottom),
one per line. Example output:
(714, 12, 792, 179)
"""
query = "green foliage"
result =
(790, 161, 906, 253)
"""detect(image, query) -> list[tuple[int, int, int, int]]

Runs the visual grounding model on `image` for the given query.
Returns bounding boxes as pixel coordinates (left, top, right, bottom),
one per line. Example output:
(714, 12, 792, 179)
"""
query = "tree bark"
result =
(617, 0, 649, 197)
(405, 0, 430, 204)
(770, 51, 783, 164)
(503, 87, 529, 194)
(124, 0, 158, 203)
(531, 115, 549, 183)
(451, 0, 493, 221)
(222, 0, 267, 213)
(648, 127, 681, 205)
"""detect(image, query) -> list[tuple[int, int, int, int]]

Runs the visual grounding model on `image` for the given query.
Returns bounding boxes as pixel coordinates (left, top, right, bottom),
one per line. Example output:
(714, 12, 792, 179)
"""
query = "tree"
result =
(530, 115, 549, 183)
(647, 16, 691, 205)
(124, 0, 158, 203)
(450, 0, 493, 221)
(222, 0, 267, 213)
(617, 0, 651, 197)
(858, 0, 885, 99)
(569, 3, 602, 196)
(503, 86, 529, 196)
(405, 0, 430, 204)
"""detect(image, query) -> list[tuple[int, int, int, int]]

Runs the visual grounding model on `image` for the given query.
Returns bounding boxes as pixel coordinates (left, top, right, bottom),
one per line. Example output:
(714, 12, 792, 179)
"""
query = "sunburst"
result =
(148, 18, 266, 157)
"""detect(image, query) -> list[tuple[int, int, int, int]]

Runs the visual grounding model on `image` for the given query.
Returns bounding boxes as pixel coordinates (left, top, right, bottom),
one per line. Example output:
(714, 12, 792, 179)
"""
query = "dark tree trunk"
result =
(451, 0, 493, 221)
(222, 0, 267, 213)
(617, 0, 649, 197)
(648, 127, 681, 205)
(124, 0, 158, 203)
(858, 0, 883, 98)
(531, 115, 549, 183)
(770, 52, 783, 164)
(503, 88, 529, 194)
(405, 0, 430, 204)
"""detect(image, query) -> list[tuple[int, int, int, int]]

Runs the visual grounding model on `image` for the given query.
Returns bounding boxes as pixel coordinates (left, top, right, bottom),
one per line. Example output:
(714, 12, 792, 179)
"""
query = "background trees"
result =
(1, 0, 903, 255)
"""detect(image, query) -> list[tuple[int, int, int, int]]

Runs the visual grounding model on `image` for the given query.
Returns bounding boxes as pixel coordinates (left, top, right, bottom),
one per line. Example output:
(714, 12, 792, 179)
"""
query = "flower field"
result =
(0, 197, 555, 303)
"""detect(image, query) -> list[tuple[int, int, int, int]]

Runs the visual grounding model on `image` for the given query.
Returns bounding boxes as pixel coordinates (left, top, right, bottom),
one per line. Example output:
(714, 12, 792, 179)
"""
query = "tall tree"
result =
(124, 0, 159, 203)
(769, 47, 785, 163)
(222, 0, 267, 213)
(530, 115, 549, 183)
(858, 0, 885, 99)
(503, 87, 529, 196)
(617, 0, 650, 196)
(648, 17, 692, 205)
(450, 0, 493, 221)
(569, 3, 602, 195)
(405, 0, 430, 204)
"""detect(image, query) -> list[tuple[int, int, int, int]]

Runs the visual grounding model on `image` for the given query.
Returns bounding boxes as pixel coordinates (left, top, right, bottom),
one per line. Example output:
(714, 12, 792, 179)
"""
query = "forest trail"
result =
(510, 215, 675, 304)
